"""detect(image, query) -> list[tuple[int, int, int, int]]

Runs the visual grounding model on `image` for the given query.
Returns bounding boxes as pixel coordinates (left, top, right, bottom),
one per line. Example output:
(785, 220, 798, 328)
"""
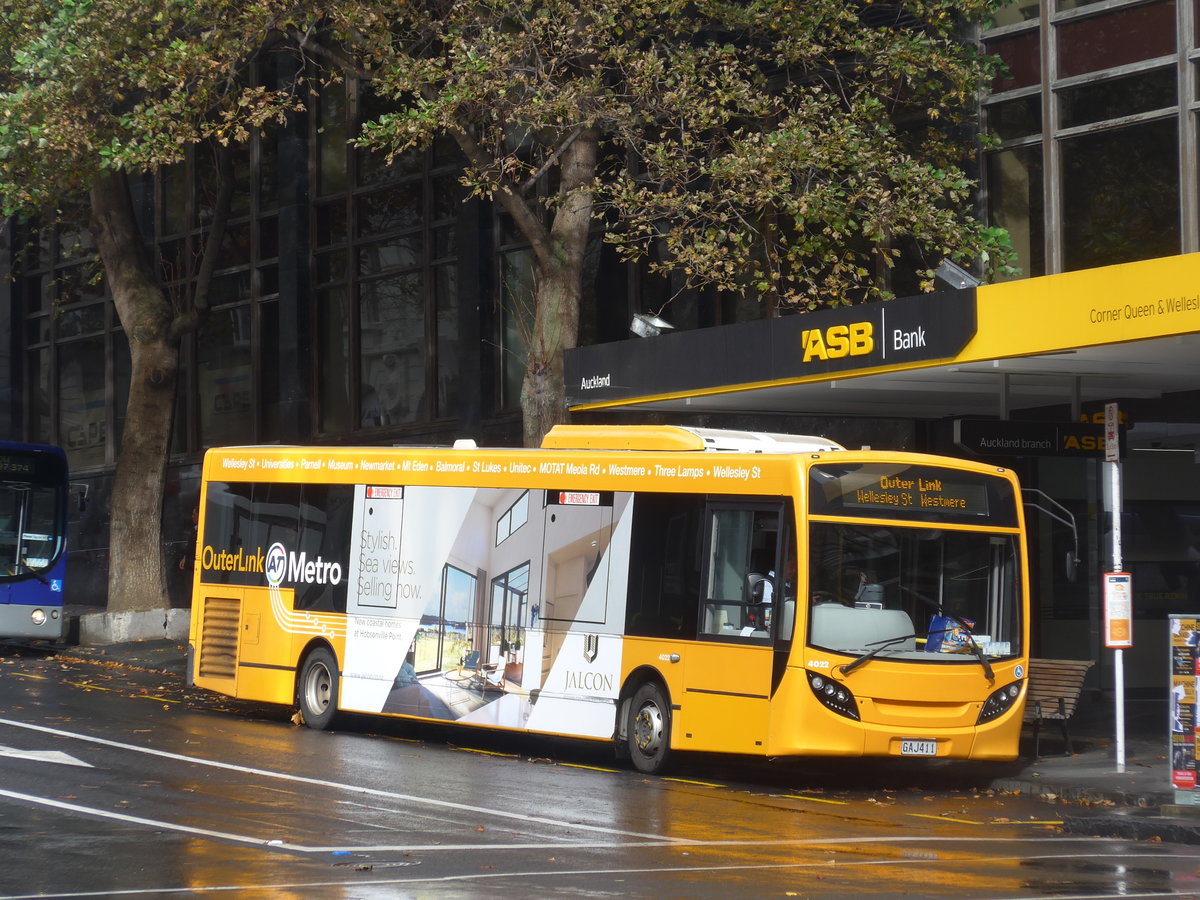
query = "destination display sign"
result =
(809, 463, 1017, 527)
(0, 449, 65, 482)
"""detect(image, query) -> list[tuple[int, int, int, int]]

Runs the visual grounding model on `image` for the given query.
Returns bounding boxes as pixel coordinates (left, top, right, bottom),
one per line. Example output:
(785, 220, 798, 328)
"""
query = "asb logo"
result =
(800, 322, 874, 363)
(265, 542, 287, 587)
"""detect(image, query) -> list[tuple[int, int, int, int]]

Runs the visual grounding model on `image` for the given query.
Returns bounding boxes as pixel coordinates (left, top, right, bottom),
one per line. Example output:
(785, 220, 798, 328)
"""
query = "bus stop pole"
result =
(1110, 459, 1125, 772)
(1106, 401, 1126, 774)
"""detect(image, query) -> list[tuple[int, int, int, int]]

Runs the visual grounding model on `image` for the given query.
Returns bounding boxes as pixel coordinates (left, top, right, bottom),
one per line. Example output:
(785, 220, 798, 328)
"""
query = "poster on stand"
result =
(1169, 614, 1200, 801)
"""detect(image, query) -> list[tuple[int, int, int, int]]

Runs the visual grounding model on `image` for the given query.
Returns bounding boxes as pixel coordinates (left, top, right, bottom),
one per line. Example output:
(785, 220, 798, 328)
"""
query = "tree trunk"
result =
(521, 264, 580, 448)
(520, 129, 599, 448)
(90, 172, 178, 614)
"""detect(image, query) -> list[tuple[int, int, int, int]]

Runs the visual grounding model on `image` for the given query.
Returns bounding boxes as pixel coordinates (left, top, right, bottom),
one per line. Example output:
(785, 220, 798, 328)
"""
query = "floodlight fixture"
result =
(630, 313, 675, 338)
(935, 259, 981, 290)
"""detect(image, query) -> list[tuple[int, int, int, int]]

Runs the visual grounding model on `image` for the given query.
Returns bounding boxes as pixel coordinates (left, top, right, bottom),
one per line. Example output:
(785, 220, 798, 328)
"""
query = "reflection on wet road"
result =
(0, 647, 1196, 899)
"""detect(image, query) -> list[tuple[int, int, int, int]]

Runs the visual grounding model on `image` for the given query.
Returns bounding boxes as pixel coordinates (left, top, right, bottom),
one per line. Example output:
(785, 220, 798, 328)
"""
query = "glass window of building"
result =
(1061, 118, 1180, 270)
(312, 78, 465, 436)
(13, 215, 122, 472)
(984, 0, 1189, 278)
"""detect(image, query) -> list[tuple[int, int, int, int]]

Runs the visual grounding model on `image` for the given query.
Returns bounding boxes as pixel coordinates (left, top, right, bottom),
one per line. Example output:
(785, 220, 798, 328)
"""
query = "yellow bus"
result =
(188, 425, 1029, 773)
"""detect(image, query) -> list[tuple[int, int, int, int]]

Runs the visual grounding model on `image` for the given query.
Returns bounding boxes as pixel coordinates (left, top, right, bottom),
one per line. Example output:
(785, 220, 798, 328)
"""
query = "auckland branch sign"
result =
(953, 418, 1126, 458)
(566, 290, 976, 407)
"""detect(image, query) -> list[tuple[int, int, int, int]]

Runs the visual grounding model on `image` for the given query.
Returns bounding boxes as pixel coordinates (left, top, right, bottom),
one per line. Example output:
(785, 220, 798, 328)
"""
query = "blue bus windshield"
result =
(0, 482, 65, 576)
(0, 443, 69, 640)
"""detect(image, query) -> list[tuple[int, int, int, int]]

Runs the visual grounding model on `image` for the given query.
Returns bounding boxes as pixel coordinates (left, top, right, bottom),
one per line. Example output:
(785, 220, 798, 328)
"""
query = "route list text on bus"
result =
(218, 453, 762, 482)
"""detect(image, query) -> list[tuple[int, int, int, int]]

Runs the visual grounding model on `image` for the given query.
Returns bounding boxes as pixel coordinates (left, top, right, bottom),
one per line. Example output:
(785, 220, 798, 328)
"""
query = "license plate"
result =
(900, 739, 937, 757)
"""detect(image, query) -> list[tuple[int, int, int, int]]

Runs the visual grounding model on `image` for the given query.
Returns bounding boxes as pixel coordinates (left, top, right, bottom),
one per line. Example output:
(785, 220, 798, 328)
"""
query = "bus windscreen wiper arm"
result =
(900, 585, 994, 681)
(17, 557, 49, 585)
(936, 612, 994, 681)
(960, 624, 994, 681)
(838, 633, 922, 676)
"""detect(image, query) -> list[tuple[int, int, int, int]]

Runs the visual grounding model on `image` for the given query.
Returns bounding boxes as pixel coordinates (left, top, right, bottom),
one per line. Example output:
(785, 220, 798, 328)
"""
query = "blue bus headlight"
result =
(807, 670, 860, 721)
(977, 681, 1023, 723)
(30, 608, 46, 626)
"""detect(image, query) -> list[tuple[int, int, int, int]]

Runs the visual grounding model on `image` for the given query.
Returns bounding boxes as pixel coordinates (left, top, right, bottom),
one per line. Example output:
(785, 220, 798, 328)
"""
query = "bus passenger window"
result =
(702, 505, 781, 640)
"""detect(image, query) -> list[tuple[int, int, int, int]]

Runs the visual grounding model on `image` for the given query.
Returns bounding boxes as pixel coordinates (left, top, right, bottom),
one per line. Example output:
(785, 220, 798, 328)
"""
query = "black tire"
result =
(627, 681, 671, 774)
(297, 647, 340, 730)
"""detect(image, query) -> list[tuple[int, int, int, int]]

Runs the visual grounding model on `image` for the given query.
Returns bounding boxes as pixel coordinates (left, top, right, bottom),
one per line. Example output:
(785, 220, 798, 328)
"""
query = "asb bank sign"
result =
(565, 289, 977, 406)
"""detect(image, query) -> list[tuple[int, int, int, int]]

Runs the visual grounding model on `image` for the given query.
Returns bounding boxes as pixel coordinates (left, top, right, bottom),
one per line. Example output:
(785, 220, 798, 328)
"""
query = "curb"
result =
(990, 776, 1172, 810)
(1059, 811, 1200, 844)
(990, 775, 1200, 844)
(73, 608, 190, 646)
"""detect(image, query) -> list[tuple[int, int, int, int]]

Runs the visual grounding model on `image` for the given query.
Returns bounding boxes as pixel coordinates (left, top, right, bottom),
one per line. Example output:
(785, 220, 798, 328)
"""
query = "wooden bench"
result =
(1024, 657, 1095, 757)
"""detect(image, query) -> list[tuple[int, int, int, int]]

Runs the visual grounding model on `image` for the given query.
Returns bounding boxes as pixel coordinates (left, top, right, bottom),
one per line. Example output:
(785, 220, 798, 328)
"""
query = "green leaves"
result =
(0, 0, 313, 213)
(0, 0, 1015, 305)
(345, 0, 1012, 308)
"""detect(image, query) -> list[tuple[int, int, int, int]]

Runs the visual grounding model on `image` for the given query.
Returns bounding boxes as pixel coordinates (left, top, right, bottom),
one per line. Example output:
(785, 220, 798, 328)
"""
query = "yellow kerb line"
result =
(1002, 819, 1064, 826)
(782, 794, 848, 805)
(559, 762, 621, 773)
(457, 747, 519, 758)
(661, 777, 723, 787)
(907, 813, 981, 825)
(10, 672, 47, 680)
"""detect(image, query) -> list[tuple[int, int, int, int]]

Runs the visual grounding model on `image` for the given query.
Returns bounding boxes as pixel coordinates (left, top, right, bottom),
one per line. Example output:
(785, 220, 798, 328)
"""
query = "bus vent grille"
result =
(199, 596, 240, 680)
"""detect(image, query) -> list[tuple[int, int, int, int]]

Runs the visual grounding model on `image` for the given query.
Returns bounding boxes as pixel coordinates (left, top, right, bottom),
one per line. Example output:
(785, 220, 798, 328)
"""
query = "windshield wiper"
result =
(900, 585, 995, 681)
(5, 557, 49, 585)
(838, 632, 922, 676)
(956, 620, 994, 682)
(20, 557, 49, 586)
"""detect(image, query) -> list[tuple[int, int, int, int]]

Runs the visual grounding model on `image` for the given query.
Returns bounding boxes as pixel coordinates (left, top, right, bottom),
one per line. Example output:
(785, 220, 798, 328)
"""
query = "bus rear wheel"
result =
(298, 647, 339, 730)
(627, 682, 671, 774)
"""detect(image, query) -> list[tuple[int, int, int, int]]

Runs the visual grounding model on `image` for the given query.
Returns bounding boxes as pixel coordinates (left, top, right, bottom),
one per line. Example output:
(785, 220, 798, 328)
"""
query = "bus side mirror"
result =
(70, 483, 89, 514)
(1065, 551, 1079, 583)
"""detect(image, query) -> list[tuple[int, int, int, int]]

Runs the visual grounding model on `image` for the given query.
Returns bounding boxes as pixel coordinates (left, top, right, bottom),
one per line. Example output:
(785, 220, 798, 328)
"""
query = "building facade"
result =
(983, 0, 1197, 275)
(982, 0, 1200, 688)
(1, 1, 1198, 697)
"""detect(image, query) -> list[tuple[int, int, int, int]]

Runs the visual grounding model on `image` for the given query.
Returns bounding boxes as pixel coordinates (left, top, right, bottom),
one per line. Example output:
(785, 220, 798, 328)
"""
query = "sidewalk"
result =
(986, 697, 1200, 844)
(52, 633, 1200, 845)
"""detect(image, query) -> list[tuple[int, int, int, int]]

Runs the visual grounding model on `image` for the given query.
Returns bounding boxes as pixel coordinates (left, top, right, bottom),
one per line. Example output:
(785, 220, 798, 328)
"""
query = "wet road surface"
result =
(1, 646, 1197, 899)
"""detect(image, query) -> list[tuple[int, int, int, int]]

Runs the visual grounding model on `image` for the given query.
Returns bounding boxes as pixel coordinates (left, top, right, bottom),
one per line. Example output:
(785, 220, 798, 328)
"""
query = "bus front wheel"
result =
(627, 682, 671, 774)
(298, 647, 340, 730)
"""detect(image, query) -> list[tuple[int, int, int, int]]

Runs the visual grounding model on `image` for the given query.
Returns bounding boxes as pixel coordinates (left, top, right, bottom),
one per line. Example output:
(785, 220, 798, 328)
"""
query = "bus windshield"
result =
(0, 483, 64, 576)
(807, 521, 1022, 661)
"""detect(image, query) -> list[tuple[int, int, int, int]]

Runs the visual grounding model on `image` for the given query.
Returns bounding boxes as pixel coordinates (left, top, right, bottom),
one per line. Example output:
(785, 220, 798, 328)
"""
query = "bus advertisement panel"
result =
(188, 426, 1028, 773)
(0, 441, 69, 640)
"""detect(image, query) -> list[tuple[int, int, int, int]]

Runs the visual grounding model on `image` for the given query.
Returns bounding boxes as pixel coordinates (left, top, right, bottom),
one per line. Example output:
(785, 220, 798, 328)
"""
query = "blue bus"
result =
(0, 442, 70, 640)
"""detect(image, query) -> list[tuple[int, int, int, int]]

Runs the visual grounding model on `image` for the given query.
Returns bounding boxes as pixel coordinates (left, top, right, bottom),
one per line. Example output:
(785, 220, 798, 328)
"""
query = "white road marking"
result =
(0, 717, 678, 844)
(0, 717, 1191, 900)
(0, 789, 301, 849)
(0, 744, 92, 768)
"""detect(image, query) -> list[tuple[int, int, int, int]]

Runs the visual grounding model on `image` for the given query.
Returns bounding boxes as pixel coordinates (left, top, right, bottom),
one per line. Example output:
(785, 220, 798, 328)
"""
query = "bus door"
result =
(682, 502, 782, 754)
(539, 490, 616, 692)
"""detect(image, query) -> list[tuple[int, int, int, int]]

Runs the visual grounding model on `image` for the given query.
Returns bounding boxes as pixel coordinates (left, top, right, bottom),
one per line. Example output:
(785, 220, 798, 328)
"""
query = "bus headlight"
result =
(977, 680, 1023, 723)
(30, 608, 46, 626)
(807, 671, 860, 721)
